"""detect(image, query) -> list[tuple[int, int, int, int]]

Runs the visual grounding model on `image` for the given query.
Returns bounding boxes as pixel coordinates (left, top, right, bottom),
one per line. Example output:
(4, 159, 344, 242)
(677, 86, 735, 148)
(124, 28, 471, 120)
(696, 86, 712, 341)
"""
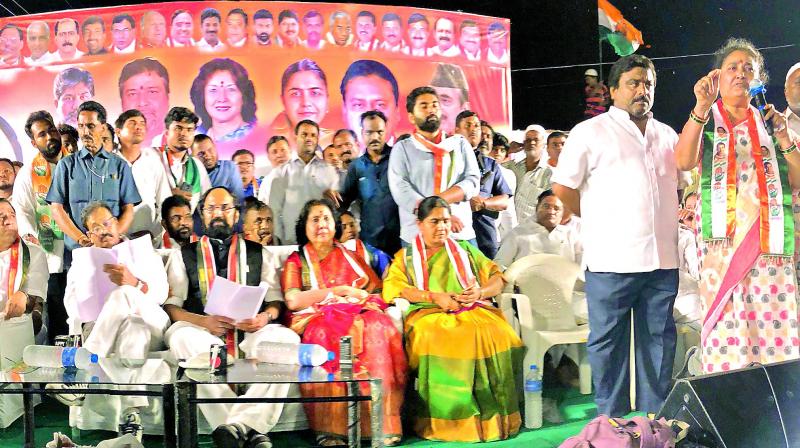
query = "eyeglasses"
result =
(88, 217, 116, 234)
(235, 161, 254, 167)
(202, 204, 236, 215)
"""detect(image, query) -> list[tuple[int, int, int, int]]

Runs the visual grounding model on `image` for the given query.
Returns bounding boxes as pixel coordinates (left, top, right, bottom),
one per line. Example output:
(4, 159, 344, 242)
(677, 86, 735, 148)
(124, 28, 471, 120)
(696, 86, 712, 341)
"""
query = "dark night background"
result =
(3, 0, 799, 132)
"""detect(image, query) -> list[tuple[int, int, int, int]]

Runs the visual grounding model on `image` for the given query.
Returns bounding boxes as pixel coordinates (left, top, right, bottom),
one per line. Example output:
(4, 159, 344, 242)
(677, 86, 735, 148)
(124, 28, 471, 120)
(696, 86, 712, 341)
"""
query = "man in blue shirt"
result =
(327, 110, 400, 255)
(455, 110, 511, 258)
(47, 100, 141, 252)
(192, 134, 244, 202)
(232, 149, 261, 198)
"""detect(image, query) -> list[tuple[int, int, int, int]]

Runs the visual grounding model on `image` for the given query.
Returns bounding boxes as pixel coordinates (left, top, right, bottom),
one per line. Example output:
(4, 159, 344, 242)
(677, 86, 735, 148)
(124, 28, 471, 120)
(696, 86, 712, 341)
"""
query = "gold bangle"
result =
(780, 143, 798, 156)
(421, 290, 430, 302)
(689, 110, 710, 125)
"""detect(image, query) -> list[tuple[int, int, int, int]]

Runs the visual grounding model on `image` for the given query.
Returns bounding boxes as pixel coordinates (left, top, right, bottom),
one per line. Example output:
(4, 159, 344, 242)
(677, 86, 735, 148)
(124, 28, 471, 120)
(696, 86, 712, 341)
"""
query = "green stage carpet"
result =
(0, 388, 604, 447)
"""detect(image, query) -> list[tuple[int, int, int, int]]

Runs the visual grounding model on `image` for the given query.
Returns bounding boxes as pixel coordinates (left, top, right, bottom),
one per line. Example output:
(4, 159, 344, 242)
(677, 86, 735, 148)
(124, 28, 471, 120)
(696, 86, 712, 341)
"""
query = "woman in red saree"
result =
(281, 199, 406, 446)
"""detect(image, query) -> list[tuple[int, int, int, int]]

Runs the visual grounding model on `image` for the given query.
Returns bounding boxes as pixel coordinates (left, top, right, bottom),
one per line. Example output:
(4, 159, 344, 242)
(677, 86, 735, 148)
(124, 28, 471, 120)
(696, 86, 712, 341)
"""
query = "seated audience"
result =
(242, 197, 279, 246)
(163, 187, 296, 448)
(338, 210, 391, 277)
(494, 190, 582, 269)
(382, 196, 523, 442)
(281, 199, 406, 447)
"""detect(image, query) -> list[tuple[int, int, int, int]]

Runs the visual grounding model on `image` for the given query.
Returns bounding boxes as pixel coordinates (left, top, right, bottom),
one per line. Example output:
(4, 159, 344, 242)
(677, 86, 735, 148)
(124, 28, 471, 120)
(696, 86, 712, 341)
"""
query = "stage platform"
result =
(0, 388, 605, 447)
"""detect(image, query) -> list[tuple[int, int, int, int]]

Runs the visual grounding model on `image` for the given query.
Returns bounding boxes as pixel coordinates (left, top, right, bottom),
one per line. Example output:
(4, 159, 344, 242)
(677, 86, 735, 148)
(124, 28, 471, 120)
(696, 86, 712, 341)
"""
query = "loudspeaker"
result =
(657, 358, 800, 448)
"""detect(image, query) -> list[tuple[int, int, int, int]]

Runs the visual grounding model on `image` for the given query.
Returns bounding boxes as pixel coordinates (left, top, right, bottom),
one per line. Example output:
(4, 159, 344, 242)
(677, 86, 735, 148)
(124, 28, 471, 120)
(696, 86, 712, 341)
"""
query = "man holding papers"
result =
(64, 201, 171, 358)
(163, 186, 297, 448)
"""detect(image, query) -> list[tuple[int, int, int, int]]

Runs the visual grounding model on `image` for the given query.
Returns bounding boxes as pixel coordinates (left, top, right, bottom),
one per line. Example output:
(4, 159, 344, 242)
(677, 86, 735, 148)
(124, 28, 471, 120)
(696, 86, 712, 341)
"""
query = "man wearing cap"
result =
(584, 68, 610, 119)
(486, 21, 509, 65)
(505, 124, 551, 222)
(784, 63, 800, 136)
(430, 63, 470, 136)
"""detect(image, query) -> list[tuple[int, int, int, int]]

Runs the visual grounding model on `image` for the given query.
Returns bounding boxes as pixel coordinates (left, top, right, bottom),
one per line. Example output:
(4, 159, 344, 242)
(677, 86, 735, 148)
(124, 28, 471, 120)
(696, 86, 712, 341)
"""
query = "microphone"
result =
(749, 78, 773, 135)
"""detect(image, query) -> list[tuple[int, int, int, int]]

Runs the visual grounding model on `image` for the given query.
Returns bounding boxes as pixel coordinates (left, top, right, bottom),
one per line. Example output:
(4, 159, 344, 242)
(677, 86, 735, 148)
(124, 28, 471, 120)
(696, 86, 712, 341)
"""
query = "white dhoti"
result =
(165, 322, 300, 434)
(81, 286, 171, 359)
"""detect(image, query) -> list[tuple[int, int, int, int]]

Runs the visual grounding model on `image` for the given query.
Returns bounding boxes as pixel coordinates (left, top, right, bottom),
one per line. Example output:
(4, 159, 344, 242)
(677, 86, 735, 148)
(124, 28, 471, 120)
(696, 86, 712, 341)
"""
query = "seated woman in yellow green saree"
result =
(382, 196, 524, 442)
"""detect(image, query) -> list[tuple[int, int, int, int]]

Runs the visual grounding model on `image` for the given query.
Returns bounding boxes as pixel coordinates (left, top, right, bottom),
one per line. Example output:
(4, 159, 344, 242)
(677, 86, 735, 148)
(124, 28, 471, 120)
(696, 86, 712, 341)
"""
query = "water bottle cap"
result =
(529, 364, 538, 370)
(90, 354, 99, 363)
(327, 373, 334, 381)
(327, 351, 335, 361)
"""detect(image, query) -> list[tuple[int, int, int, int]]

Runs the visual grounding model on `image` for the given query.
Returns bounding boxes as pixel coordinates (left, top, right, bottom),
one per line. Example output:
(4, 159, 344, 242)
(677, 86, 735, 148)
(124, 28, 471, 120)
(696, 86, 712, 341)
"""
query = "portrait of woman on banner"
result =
(268, 58, 333, 148)
(190, 58, 257, 144)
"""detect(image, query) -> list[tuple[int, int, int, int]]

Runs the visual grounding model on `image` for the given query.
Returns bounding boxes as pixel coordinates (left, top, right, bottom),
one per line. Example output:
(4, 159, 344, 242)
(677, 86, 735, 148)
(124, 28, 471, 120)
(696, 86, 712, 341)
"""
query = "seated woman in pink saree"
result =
(675, 38, 800, 373)
(281, 199, 407, 446)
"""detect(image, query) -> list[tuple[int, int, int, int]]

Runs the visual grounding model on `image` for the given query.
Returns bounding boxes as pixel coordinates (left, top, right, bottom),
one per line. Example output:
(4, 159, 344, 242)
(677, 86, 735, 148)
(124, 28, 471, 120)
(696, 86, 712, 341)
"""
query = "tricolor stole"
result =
(7, 239, 30, 300)
(700, 100, 794, 256)
(196, 234, 248, 357)
(30, 154, 64, 251)
(405, 234, 477, 293)
(161, 146, 202, 193)
(412, 132, 456, 194)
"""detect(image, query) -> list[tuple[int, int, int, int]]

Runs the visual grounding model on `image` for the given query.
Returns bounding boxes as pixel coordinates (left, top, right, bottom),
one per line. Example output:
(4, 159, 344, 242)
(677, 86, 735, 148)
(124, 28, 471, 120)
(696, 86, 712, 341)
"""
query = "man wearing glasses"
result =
(47, 101, 141, 255)
(164, 186, 297, 448)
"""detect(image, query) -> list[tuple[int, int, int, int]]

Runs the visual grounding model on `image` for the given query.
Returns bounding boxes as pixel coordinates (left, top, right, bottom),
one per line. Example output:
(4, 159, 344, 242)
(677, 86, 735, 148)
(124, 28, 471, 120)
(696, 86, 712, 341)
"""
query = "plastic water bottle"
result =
(254, 342, 334, 366)
(524, 364, 543, 429)
(23, 345, 99, 370)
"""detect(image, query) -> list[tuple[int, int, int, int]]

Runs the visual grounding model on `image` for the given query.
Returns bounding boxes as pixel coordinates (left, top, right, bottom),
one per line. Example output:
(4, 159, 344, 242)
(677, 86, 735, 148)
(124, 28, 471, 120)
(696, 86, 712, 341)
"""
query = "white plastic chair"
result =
(497, 254, 592, 395)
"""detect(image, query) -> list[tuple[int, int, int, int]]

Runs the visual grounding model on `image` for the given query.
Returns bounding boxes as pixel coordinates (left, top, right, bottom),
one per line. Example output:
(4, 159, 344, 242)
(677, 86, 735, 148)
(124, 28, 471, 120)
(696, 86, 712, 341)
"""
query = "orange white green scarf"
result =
(162, 231, 198, 249)
(412, 131, 456, 194)
(410, 234, 476, 291)
(7, 239, 29, 300)
(30, 153, 64, 252)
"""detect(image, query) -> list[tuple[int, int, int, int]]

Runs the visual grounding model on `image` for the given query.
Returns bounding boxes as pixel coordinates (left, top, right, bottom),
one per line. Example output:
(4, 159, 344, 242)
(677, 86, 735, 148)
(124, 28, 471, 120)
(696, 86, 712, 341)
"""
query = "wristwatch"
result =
(135, 279, 145, 291)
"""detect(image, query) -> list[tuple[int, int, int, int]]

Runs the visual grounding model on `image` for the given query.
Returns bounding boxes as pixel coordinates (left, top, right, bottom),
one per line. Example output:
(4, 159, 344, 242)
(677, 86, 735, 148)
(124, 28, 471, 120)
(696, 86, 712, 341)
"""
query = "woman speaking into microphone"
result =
(675, 38, 800, 374)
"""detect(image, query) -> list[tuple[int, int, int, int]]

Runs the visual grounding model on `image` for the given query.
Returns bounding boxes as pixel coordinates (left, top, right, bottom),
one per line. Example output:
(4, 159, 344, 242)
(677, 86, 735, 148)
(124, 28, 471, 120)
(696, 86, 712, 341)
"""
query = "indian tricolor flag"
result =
(598, 0, 644, 56)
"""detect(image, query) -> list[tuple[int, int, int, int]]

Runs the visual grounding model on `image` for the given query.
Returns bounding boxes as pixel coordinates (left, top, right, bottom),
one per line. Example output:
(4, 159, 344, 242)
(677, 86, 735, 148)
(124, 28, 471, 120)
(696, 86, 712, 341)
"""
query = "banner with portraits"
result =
(0, 1, 511, 170)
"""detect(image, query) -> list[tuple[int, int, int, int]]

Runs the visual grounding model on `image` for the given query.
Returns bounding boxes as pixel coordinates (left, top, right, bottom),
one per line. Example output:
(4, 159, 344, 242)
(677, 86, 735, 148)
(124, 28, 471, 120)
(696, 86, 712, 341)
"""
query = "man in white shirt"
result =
(784, 62, 800, 136)
(378, 13, 407, 53)
(326, 11, 353, 47)
(196, 8, 226, 53)
(458, 20, 481, 62)
(268, 120, 338, 244)
(0, 199, 48, 343)
(114, 110, 172, 238)
(24, 21, 54, 66)
(14, 111, 67, 341)
(552, 55, 681, 417)
(429, 17, 460, 58)
(485, 21, 509, 65)
(157, 107, 212, 212)
(109, 14, 136, 54)
(0, 24, 24, 67)
(353, 11, 379, 51)
(506, 124, 551, 222)
(494, 190, 581, 269)
(255, 135, 292, 202)
(404, 13, 432, 57)
(299, 10, 326, 50)
(51, 18, 83, 62)
(389, 86, 480, 245)
(226, 8, 249, 48)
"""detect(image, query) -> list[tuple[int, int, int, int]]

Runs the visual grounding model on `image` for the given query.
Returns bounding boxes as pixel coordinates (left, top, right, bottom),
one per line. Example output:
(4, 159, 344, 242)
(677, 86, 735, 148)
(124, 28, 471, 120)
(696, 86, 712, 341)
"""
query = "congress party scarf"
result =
(30, 154, 64, 252)
(7, 239, 30, 300)
(409, 234, 476, 293)
(161, 146, 202, 193)
(302, 242, 368, 290)
(161, 231, 198, 249)
(700, 99, 793, 256)
(342, 238, 372, 267)
(412, 131, 456, 194)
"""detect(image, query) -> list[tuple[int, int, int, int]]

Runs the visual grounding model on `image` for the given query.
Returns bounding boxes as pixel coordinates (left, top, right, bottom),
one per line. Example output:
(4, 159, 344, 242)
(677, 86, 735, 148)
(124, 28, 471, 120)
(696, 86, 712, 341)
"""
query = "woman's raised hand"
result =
(694, 69, 721, 117)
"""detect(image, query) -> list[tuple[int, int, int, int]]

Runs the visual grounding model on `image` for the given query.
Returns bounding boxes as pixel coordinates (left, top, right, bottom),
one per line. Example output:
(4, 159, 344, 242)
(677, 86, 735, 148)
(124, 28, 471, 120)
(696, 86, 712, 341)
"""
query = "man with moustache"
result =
(114, 109, 172, 238)
(52, 18, 83, 62)
(158, 107, 211, 212)
(275, 10, 300, 48)
(430, 63, 470, 136)
(389, 86, 480, 246)
(0, 159, 16, 199)
(164, 187, 297, 448)
(140, 10, 167, 48)
(332, 110, 401, 255)
(118, 58, 171, 147)
(109, 14, 136, 54)
(0, 24, 24, 67)
(53, 67, 95, 128)
(47, 101, 141, 253)
(300, 10, 326, 50)
(226, 8, 248, 48)
(455, 110, 510, 259)
(268, 120, 338, 244)
(378, 13, 407, 53)
(196, 8, 226, 53)
(353, 11, 378, 51)
(404, 13, 432, 57)
(160, 195, 196, 249)
(192, 134, 243, 202)
(14, 111, 66, 341)
(506, 124, 550, 222)
(255, 136, 292, 203)
(24, 21, 53, 66)
(486, 21, 509, 65)
(81, 16, 107, 55)
(459, 20, 481, 62)
(251, 9, 273, 46)
(339, 59, 400, 150)
(326, 11, 353, 47)
(430, 17, 460, 58)
(242, 197, 278, 246)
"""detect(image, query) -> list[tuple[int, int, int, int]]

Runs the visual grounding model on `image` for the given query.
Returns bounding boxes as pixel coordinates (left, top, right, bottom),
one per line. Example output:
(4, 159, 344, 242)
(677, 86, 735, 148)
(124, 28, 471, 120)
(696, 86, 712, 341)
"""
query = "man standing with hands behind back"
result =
(553, 55, 683, 417)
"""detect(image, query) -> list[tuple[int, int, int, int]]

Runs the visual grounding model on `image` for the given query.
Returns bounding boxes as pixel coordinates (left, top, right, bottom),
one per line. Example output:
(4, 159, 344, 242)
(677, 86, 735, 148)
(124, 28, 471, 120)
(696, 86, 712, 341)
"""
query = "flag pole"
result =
(598, 35, 604, 83)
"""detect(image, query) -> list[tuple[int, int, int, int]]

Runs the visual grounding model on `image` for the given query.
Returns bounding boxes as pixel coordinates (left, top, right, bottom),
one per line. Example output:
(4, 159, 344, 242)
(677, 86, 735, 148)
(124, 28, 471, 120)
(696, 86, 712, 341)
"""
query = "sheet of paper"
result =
(203, 276, 266, 322)
(71, 247, 118, 322)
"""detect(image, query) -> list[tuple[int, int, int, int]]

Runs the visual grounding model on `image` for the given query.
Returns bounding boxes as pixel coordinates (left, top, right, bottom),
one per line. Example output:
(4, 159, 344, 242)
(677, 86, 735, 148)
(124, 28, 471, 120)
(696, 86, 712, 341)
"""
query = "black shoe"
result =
(212, 423, 248, 448)
(247, 432, 272, 448)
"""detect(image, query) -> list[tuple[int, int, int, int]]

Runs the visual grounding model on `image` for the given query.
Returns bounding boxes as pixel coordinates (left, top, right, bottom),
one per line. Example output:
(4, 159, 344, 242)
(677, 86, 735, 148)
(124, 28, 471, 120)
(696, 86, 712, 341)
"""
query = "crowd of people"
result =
(4, 30, 800, 448)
